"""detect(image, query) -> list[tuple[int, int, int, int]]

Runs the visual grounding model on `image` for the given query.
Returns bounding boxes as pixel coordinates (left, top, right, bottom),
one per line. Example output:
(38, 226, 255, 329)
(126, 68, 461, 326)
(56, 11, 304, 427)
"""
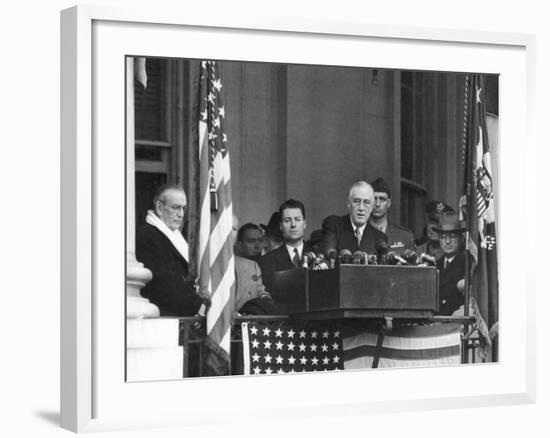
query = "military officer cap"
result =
(371, 177, 391, 197)
(425, 200, 455, 221)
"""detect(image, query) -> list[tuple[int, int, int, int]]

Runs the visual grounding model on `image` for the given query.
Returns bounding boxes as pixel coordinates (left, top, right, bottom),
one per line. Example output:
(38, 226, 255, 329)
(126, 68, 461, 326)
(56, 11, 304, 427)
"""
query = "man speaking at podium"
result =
(320, 181, 387, 256)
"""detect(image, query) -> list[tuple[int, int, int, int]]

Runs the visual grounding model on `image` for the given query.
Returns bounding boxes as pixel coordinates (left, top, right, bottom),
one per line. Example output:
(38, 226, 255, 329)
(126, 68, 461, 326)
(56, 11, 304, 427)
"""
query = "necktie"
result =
(355, 227, 362, 249)
(292, 248, 300, 267)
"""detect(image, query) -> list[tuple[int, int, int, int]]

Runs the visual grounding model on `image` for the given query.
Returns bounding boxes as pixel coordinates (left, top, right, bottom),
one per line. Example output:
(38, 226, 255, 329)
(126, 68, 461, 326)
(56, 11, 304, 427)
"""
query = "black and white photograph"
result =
(3, 0, 543, 435)
(126, 56, 500, 380)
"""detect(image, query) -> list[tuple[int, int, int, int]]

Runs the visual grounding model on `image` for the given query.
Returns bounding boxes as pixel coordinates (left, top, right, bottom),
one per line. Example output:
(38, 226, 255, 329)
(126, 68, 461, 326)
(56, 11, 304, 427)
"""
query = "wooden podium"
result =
(271, 264, 439, 318)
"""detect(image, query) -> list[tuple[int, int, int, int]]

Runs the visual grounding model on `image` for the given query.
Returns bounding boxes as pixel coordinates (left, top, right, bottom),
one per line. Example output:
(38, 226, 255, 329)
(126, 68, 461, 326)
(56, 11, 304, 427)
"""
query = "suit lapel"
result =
(342, 215, 358, 250)
(276, 245, 294, 270)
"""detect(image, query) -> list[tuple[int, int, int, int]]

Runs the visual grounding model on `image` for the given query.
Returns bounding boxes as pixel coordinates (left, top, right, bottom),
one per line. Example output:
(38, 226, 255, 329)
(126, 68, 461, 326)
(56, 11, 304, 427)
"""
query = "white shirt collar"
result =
(445, 255, 456, 264)
(285, 241, 304, 260)
(349, 217, 367, 234)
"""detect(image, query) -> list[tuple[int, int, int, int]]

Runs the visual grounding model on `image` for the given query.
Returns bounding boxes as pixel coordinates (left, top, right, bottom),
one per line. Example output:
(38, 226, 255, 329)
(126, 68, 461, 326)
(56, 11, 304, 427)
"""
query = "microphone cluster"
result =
(337, 249, 376, 265)
(374, 239, 435, 266)
(303, 246, 437, 269)
(302, 251, 330, 270)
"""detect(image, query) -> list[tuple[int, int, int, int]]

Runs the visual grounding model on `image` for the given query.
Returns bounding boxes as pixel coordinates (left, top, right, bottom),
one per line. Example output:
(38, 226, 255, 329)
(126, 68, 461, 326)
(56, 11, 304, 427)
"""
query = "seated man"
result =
(234, 222, 264, 263)
(231, 215, 274, 315)
(368, 177, 415, 255)
(434, 212, 466, 316)
(136, 184, 204, 317)
(259, 199, 309, 296)
(320, 180, 387, 256)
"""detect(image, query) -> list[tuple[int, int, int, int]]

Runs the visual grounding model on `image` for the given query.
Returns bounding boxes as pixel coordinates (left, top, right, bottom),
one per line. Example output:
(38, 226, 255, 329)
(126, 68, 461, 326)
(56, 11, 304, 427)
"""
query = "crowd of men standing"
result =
(135, 177, 467, 320)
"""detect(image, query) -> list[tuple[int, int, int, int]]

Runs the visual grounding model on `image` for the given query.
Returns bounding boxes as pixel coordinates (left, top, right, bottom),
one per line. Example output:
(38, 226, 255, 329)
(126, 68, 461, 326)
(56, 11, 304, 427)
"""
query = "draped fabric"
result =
(461, 74, 499, 360)
(195, 61, 235, 375)
(241, 321, 462, 374)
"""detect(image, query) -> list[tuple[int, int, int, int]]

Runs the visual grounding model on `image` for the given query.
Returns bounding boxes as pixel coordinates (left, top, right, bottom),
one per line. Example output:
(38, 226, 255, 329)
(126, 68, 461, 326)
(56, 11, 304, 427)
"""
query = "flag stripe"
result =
(207, 258, 235, 335)
(343, 331, 462, 351)
(345, 322, 462, 339)
(344, 344, 460, 361)
(345, 356, 460, 370)
(209, 239, 233, 297)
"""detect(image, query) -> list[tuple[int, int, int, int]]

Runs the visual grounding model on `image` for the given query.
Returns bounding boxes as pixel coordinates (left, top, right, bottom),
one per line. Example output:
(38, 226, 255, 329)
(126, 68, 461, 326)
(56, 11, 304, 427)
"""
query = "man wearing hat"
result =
(368, 177, 415, 255)
(434, 212, 466, 315)
(260, 211, 284, 255)
(415, 200, 455, 259)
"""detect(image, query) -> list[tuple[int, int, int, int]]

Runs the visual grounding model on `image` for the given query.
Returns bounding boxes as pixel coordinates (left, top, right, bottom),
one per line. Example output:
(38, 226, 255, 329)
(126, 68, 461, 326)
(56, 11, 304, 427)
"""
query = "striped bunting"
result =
(343, 323, 462, 369)
(198, 61, 235, 375)
(241, 321, 462, 374)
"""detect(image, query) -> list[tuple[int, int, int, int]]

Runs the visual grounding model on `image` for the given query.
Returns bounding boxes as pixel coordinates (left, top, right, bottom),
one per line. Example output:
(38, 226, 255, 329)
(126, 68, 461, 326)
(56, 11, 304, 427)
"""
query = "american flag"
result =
(197, 61, 235, 375)
(461, 74, 499, 360)
(241, 322, 344, 374)
(343, 322, 462, 369)
(241, 321, 462, 374)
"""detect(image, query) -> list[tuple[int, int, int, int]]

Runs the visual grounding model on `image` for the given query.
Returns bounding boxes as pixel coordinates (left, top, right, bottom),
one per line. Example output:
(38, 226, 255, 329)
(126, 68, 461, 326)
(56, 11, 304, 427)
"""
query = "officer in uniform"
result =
(368, 177, 415, 255)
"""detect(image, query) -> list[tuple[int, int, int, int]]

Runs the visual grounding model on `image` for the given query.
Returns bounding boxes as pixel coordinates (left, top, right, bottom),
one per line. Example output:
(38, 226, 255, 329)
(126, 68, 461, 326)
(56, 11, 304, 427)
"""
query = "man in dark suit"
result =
(259, 199, 309, 298)
(368, 177, 415, 255)
(320, 181, 388, 256)
(136, 184, 204, 317)
(434, 212, 466, 315)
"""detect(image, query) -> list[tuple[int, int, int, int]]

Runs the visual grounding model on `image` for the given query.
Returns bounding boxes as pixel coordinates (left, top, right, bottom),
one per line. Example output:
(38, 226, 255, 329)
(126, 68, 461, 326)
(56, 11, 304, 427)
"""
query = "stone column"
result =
(126, 56, 158, 318)
(126, 57, 183, 381)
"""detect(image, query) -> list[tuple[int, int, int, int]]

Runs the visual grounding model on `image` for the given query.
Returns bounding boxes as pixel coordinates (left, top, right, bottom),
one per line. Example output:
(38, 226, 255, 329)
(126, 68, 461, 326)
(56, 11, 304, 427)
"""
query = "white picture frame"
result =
(60, 5, 536, 433)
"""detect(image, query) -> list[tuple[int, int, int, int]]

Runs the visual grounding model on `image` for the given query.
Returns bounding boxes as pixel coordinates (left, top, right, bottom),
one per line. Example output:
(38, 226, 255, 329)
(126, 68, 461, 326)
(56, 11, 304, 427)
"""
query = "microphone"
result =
(402, 249, 420, 265)
(419, 252, 436, 266)
(375, 239, 389, 255)
(339, 249, 353, 264)
(375, 239, 389, 264)
(386, 251, 407, 265)
(352, 250, 364, 264)
(327, 250, 337, 269)
(313, 253, 328, 270)
(303, 251, 316, 268)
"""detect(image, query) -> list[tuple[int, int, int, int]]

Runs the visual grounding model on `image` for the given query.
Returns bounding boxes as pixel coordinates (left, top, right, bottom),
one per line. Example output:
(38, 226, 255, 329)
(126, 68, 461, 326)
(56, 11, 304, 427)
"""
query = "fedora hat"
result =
(260, 211, 282, 238)
(433, 212, 466, 233)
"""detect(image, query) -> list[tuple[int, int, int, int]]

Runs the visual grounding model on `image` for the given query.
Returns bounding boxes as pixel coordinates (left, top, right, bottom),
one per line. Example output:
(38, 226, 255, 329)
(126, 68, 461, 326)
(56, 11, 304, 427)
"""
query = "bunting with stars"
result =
(461, 74, 499, 360)
(241, 322, 344, 374)
(197, 60, 235, 375)
(241, 321, 462, 374)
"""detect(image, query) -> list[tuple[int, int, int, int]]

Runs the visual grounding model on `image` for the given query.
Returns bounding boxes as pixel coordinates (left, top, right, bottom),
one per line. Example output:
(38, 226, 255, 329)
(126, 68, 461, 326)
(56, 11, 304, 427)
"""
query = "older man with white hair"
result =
(320, 180, 388, 256)
(136, 183, 204, 316)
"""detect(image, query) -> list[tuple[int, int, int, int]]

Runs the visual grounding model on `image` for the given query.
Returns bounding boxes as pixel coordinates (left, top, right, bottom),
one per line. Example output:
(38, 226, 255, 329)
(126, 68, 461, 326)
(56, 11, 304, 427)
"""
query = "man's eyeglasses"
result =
(164, 203, 187, 213)
(351, 199, 371, 207)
